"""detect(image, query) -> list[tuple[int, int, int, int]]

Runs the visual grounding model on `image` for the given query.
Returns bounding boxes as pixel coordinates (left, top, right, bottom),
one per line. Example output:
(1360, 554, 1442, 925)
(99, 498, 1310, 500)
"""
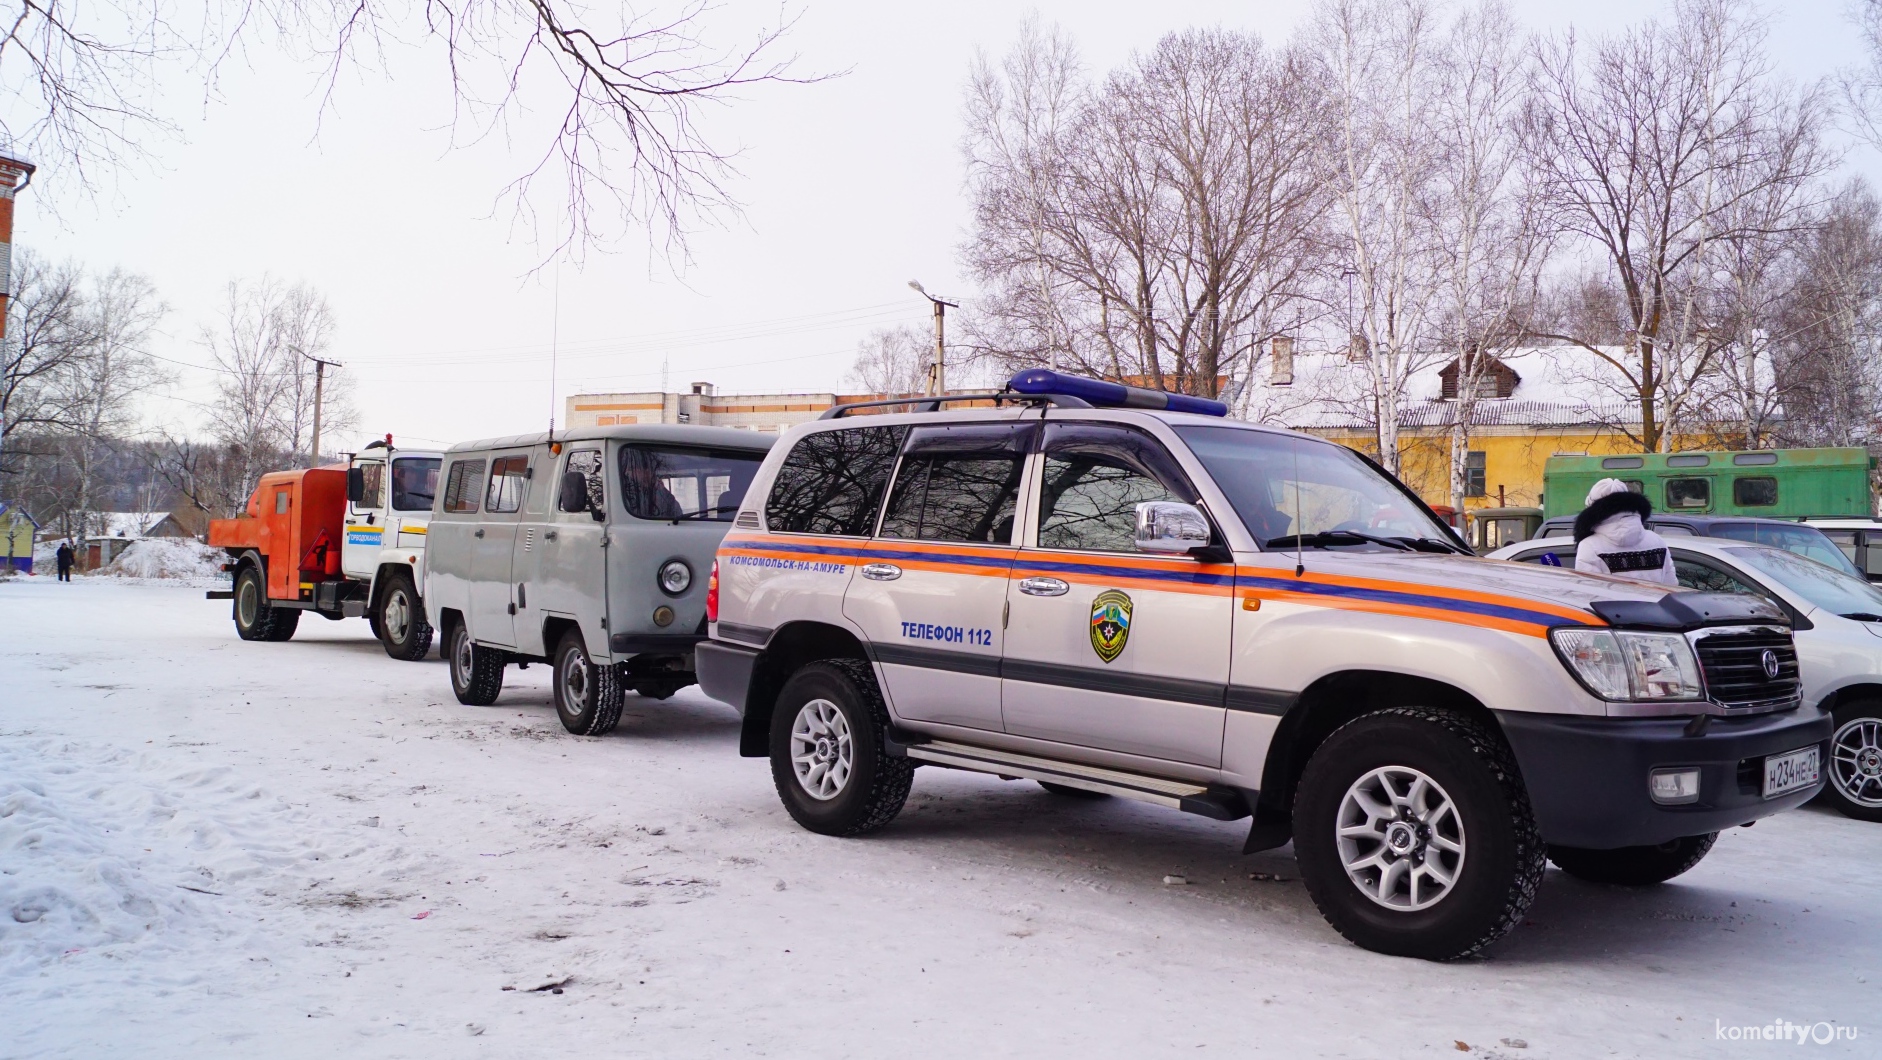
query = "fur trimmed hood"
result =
(1573, 489, 1654, 542)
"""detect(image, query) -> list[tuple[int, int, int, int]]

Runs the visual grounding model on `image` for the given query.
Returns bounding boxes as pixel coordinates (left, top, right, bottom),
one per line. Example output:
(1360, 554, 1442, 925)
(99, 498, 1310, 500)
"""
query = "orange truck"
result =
(206, 438, 444, 659)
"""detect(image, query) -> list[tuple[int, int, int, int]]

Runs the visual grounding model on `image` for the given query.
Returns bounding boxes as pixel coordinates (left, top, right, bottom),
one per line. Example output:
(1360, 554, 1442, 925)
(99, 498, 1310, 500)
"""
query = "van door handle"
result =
(1018, 577, 1069, 597)
(474, 528, 485, 538)
(860, 563, 902, 581)
(544, 530, 557, 541)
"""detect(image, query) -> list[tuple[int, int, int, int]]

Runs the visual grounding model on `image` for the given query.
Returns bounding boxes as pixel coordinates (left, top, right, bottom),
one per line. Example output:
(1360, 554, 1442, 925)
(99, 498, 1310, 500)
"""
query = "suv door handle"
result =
(1018, 576, 1069, 597)
(474, 528, 485, 538)
(860, 563, 902, 581)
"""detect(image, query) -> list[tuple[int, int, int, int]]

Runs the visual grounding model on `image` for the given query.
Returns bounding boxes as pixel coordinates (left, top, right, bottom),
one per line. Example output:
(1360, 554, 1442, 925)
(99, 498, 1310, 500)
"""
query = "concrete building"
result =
(565, 383, 894, 433)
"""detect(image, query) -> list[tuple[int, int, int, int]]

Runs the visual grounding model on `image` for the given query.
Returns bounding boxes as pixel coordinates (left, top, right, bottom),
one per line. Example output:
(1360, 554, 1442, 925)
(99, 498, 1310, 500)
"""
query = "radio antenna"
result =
(548, 262, 561, 442)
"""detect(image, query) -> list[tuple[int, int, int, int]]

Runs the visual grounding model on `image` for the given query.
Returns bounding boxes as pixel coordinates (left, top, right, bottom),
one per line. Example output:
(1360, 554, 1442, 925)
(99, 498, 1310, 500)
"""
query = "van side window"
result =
(1665, 477, 1710, 509)
(561, 450, 604, 513)
(879, 423, 1032, 545)
(485, 456, 530, 513)
(442, 459, 486, 513)
(356, 463, 384, 509)
(765, 426, 907, 536)
(1036, 423, 1196, 552)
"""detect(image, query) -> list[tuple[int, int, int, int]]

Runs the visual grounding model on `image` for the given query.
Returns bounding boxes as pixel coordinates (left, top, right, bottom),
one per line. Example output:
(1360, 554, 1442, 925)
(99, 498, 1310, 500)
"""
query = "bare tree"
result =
(50, 267, 167, 534)
(1, 251, 86, 478)
(1772, 180, 1882, 450)
(845, 326, 929, 396)
(1526, 0, 1831, 452)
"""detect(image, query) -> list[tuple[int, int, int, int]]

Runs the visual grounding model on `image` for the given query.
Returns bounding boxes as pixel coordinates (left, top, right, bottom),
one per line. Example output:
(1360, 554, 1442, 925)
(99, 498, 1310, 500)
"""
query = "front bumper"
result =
(1496, 706, 1832, 849)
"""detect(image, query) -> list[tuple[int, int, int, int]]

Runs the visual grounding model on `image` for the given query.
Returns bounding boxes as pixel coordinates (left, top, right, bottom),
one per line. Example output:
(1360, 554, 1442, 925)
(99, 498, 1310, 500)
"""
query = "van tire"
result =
(553, 631, 624, 736)
(1547, 833, 1717, 886)
(376, 574, 433, 661)
(448, 620, 504, 706)
(769, 659, 913, 837)
(1293, 706, 1544, 962)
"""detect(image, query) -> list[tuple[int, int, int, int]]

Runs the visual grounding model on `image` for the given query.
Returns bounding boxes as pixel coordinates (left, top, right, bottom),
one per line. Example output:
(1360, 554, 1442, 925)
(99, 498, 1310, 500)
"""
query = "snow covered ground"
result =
(1, 580, 1875, 1059)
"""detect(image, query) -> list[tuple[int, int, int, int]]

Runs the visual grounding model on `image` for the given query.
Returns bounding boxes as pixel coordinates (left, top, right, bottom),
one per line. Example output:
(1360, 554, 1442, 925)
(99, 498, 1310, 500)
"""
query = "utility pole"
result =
(301, 351, 343, 466)
(909, 280, 959, 396)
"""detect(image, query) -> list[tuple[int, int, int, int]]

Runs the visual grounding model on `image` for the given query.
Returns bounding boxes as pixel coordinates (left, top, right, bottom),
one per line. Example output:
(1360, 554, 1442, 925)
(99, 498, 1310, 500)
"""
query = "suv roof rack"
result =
(820, 369, 1232, 420)
(818, 391, 1091, 420)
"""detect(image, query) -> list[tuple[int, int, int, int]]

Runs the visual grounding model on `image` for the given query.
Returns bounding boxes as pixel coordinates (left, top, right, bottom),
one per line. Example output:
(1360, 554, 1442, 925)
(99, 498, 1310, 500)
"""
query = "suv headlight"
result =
(658, 560, 692, 595)
(1550, 629, 1703, 701)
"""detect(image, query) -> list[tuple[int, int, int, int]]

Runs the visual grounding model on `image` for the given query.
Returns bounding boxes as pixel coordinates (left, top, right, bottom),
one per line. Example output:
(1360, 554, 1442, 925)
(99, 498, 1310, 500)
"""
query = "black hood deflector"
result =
(1589, 592, 1789, 631)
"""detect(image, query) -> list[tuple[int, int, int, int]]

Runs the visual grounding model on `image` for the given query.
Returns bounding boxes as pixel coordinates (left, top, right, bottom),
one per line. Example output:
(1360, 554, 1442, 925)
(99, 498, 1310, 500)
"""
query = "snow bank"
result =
(93, 538, 224, 584)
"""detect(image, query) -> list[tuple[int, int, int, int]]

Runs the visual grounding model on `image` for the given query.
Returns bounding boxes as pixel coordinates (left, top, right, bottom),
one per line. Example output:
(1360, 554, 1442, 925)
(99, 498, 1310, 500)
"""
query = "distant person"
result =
(55, 541, 75, 582)
(1573, 478, 1677, 585)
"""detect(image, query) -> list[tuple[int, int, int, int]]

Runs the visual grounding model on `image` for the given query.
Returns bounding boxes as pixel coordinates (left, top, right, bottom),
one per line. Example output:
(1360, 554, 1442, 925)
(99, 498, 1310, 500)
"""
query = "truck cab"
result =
(341, 438, 445, 659)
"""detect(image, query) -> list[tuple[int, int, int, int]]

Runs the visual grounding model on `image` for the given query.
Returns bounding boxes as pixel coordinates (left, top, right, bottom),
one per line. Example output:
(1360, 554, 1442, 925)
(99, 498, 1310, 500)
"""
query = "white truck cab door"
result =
(843, 422, 1033, 733)
(342, 458, 386, 579)
(469, 451, 531, 648)
(1001, 422, 1232, 768)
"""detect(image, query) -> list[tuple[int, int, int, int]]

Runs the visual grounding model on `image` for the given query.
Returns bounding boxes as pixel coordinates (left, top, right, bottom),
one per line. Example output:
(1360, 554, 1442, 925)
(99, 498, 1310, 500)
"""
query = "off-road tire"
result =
(233, 565, 299, 641)
(448, 620, 504, 706)
(553, 631, 624, 736)
(1294, 706, 1545, 962)
(376, 573, 434, 662)
(1548, 834, 1718, 886)
(1820, 700, 1882, 823)
(769, 659, 914, 837)
(264, 608, 301, 640)
(1038, 781, 1110, 799)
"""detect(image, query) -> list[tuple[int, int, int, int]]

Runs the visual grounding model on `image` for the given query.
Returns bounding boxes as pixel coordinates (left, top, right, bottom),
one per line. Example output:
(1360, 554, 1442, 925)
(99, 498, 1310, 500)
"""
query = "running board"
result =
(902, 740, 1250, 821)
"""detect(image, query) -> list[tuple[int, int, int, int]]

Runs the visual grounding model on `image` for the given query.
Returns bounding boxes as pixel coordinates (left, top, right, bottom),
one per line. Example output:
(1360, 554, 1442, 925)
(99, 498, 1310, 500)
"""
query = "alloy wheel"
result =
(1831, 717, 1882, 807)
(1335, 765, 1468, 912)
(790, 699, 853, 801)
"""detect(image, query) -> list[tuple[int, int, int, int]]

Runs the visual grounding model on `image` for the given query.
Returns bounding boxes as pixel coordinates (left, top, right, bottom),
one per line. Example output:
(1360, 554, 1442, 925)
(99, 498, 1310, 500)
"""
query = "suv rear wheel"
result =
(1548, 834, 1717, 885)
(768, 660, 913, 837)
(553, 631, 623, 735)
(1293, 706, 1544, 961)
(1823, 700, 1882, 822)
(448, 620, 504, 706)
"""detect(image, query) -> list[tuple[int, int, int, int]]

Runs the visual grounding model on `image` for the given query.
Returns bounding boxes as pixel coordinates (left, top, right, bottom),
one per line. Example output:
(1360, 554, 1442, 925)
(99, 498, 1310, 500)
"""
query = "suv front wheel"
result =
(768, 660, 914, 837)
(1293, 706, 1545, 961)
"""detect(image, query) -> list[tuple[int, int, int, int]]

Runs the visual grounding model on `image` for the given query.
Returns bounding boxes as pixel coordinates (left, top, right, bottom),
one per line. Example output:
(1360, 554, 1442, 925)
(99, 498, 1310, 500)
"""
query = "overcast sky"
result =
(14, 0, 1877, 452)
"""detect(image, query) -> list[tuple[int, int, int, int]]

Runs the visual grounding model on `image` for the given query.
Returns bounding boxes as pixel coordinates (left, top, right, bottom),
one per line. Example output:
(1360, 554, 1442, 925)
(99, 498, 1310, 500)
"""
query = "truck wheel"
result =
(553, 631, 623, 736)
(1293, 706, 1545, 961)
(769, 659, 913, 837)
(1548, 834, 1718, 886)
(264, 607, 300, 641)
(1823, 700, 1882, 822)
(232, 566, 276, 641)
(377, 575, 434, 662)
(448, 621, 504, 706)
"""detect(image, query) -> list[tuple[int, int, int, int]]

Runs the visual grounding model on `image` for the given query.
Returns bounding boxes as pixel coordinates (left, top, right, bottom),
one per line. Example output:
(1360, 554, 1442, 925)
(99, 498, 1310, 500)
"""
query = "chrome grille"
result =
(1694, 628, 1801, 710)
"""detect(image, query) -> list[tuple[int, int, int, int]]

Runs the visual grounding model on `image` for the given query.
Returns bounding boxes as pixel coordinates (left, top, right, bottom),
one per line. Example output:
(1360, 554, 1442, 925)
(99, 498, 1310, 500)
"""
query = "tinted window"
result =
(485, 455, 530, 513)
(561, 449, 604, 513)
(1665, 477, 1710, 509)
(620, 445, 764, 521)
(880, 424, 1032, 545)
(442, 459, 484, 513)
(766, 426, 907, 535)
(392, 458, 440, 511)
(1037, 423, 1195, 552)
(1733, 476, 1777, 507)
(1673, 557, 1766, 598)
(356, 462, 385, 509)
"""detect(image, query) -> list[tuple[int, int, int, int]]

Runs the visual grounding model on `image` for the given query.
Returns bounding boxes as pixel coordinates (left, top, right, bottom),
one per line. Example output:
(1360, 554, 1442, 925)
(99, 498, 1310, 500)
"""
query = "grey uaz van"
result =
(427, 425, 775, 734)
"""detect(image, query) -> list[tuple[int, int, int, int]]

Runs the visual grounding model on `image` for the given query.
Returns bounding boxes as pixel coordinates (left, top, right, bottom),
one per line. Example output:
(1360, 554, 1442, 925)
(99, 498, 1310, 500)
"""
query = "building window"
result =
(1465, 451, 1487, 497)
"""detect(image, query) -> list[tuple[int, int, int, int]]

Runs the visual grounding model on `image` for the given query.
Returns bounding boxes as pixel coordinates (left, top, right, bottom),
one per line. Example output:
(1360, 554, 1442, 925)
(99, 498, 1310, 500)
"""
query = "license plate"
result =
(1763, 745, 1820, 799)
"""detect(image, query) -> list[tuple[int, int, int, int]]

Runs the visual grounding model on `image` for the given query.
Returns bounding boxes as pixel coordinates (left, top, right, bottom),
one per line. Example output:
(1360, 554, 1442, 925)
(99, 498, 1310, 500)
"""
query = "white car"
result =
(1491, 535, 1882, 822)
(1803, 517, 1882, 584)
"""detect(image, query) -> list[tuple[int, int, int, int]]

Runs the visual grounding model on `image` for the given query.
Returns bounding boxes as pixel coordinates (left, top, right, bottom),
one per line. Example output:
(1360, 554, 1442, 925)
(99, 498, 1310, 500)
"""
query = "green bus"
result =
(1542, 447, 1875, 520)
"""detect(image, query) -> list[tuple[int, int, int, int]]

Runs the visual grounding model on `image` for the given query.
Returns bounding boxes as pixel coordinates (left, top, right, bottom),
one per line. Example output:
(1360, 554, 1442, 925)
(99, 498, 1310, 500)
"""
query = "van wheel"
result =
(1548, 834, 1717, 885)
(448, 620, 504, 706)
(1822, 700, 1882, 822)
(1293, 706, 1544, 961)
(377, 574, 433, 661)
(554, 631, 623, 735)
(769, 659, 913, 837)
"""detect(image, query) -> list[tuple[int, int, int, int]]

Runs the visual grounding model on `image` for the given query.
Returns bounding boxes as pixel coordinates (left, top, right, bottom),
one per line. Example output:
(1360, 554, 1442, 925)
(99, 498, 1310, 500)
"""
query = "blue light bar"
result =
(1006, 368, 1229, 417)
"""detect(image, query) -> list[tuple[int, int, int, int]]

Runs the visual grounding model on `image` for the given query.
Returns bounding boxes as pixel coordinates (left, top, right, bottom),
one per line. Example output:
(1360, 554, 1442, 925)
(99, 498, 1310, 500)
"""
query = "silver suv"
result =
(697, 371, 1830, 960)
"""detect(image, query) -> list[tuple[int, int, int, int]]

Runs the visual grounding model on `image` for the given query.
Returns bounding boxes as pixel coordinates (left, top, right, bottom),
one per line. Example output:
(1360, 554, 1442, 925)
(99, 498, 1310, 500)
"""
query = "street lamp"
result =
(909, 280, 959, 397)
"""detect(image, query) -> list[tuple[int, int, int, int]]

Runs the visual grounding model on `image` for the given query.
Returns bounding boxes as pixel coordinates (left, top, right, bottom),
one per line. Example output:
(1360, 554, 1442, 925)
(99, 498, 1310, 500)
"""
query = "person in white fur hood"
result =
(1573, 478, 1678, 585)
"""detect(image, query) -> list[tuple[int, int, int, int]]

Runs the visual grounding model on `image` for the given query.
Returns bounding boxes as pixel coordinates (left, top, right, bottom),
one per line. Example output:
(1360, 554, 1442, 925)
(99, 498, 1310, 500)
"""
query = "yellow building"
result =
(1, 500, 40, 574)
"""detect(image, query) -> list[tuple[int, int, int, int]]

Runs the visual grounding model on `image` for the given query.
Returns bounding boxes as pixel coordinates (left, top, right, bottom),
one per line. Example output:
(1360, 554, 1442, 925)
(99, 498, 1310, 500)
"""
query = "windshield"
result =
(391, 457, 440, 511)
(1722, 545, 1882, 617)
(618, 444, 765, 521)
(1175, 426, 1456, 551)
(1707, 522, 1861, 577)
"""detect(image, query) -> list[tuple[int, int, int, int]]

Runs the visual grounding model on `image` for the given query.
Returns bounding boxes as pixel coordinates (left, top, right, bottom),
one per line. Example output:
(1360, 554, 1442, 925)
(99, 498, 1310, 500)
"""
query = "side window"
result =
(1673, 557, 1766, 598)
(484, 455, 530, 513)
(1733, 476, 1777, 507)
(560, 450, 604, 513)
(442, 459, 486, 513)
(1036, 423, 1196, 553)
(274, 489, 291, 514)
(1665, 477, 1710, 509)
(1822, 530, 1859, 569)
(356, 463, 385, 509)
(765, 426, 907, 536)
(1865, 533, 1882, 578)
(880, 423, 1033, 545)
(1510, 548, 1569, 566)
(391, 458, 440, 511)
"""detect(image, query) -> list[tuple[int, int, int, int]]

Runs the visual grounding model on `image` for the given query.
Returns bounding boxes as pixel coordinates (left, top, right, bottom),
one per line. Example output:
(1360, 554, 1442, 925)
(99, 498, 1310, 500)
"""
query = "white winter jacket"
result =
(1574, 510, 1678, 585)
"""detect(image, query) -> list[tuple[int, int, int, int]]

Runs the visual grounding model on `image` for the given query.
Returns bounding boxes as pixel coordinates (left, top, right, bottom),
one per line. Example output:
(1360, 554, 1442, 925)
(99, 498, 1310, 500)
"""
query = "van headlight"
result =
(658, 559, 692, 595)
(1550, 628, 1703, 701)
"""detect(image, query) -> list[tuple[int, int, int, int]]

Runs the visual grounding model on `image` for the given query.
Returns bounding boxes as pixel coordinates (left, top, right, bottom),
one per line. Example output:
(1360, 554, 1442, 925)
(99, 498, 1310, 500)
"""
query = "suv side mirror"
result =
(559, 471, 591, 514)
(346, 466, 365, 504)
(1135, 501, 1211, 554)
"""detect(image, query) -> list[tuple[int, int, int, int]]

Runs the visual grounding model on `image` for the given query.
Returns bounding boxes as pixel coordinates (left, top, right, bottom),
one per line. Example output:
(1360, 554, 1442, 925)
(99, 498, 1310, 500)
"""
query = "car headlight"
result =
(1550, 628, 1703, 701)
(658, 559, 692, 595)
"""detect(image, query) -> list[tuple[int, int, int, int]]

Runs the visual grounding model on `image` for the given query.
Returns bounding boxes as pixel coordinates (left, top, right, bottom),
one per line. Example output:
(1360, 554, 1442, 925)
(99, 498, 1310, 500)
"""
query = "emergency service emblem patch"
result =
(1089, 590, 1133, 663)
